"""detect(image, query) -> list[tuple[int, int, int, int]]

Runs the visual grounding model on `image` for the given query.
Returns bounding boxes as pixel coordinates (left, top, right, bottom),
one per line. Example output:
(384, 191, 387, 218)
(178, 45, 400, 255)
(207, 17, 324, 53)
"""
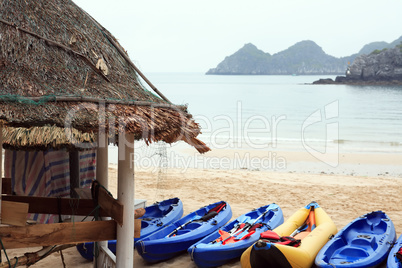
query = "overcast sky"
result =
(74, 0, 402, 73)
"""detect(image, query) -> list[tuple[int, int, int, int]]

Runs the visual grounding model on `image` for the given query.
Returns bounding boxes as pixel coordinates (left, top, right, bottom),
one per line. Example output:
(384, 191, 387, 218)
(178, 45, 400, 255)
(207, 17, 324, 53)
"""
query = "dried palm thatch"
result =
(0, 0, 210, 153)
(2, 125, 96, 151)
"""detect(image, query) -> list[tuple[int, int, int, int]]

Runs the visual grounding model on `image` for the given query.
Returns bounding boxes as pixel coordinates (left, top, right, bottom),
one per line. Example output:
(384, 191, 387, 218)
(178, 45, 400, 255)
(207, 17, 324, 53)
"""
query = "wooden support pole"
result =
(116, 132, 134, 268)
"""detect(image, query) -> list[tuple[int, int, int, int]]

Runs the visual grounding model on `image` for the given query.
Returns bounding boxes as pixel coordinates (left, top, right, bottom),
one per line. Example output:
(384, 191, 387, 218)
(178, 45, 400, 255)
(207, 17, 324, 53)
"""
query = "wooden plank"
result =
(0, 220, 117, 249)
(1, 201, 29, 226)
(2, 195, 108, 217)
(2, 194, 124, 224)
(98, 186, 124, 226)
(1, 178, 11, 195)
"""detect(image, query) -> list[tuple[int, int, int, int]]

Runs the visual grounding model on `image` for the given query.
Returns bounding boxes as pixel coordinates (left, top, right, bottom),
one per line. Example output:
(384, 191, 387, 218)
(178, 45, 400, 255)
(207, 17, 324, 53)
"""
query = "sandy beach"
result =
(5, 149, 402, 267)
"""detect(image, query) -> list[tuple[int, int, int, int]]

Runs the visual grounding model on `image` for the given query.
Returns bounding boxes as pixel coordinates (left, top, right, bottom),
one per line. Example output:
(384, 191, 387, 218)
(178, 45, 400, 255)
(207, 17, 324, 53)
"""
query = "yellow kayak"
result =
(240, 202, 337, 268)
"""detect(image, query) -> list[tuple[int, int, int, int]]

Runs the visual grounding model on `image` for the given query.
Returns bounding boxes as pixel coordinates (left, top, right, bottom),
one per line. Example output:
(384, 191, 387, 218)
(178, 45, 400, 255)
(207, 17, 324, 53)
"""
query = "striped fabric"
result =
(4, 149, 96, 223)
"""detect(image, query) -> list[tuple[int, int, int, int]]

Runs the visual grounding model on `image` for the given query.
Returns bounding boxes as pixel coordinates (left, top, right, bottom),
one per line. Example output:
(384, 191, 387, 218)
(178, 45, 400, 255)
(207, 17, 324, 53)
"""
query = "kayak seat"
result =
(370, 221, 387, 234)
(161, 206, 174, 216)
(185, 222, 203, 230)
(335, 247, 369, 260)
(145, 209, 165, 218)
(321, 238, 347, 263)
(350, 236, 377, 250)
(157, 202, 174, 216)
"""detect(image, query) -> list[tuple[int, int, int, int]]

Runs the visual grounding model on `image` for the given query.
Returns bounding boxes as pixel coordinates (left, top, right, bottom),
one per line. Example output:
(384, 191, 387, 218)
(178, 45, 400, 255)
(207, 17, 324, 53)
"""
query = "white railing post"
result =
(116, 132, 134, 267)
(95, 131, 109, 268)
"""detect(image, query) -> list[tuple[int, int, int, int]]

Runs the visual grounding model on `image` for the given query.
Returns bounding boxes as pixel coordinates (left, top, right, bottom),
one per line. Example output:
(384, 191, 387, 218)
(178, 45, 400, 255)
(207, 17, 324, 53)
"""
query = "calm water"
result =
(138, 73, 402, 154)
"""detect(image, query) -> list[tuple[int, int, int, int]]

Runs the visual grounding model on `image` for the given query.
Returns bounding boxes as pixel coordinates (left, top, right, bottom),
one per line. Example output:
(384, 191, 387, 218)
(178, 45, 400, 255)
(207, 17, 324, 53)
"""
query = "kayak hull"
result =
(188, 203, 284, 268)
(76, 197, 183, 261)
(315, 211, 396, 268)
(387, 233, 402, 268)
(241, 202, 337, 268)
(135, 201, 232, 263)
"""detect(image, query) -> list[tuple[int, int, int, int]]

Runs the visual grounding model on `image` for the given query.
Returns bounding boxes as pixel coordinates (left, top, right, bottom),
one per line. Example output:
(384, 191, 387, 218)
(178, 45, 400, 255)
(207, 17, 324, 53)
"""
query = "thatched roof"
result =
(2, 125, 96, 151)
(0, 0, 210, 153)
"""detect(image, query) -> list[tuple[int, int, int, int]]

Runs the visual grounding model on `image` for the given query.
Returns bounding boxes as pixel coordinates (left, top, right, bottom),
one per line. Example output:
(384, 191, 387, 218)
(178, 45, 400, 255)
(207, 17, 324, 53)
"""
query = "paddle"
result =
(290, 222, 308, 237)
(166, 210, 218, 237)
(226, 215, 250, 234)
(166, 202, 226, 238)
(290, 207, 315, 237)
(211, 215, 250, 244)
(220, 207, 271, 245)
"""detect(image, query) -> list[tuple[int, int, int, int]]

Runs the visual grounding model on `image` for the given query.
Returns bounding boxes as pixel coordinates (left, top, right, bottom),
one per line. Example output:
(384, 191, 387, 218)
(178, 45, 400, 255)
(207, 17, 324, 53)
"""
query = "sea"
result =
(109, 73, 402, 175)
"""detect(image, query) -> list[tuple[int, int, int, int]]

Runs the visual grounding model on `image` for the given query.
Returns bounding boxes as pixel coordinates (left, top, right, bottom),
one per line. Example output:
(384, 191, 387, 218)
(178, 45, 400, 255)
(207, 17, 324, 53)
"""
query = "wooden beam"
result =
(1, 178, 11, 195)
(2, 194, 123, 224)
(98, 186, 123, 226)
(1, 196, 109, 217)
(0, 220, 117, 249)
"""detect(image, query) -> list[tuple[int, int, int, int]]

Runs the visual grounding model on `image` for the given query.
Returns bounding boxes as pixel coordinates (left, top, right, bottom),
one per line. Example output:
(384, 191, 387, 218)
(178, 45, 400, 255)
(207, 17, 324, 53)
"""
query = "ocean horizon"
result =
(139, 73, 402, 151)
(108, 73, 402, 175)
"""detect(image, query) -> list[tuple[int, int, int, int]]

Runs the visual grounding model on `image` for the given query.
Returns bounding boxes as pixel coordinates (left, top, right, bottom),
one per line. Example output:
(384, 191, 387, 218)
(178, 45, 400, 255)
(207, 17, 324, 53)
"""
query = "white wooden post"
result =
(116, 132, 134, 267)
(0, 125, 2, 216)
(95, 131, 109, 268)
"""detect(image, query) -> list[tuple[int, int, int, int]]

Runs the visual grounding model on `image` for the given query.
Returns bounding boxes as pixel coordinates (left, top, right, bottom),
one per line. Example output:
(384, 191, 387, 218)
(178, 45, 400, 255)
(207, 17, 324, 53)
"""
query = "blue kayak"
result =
(315, 210, 396, 268)
(76, 197, 183, 261)
(188, 203, 284, 268)
(135, 201, 232, 263)
(387, 233, 402, 268)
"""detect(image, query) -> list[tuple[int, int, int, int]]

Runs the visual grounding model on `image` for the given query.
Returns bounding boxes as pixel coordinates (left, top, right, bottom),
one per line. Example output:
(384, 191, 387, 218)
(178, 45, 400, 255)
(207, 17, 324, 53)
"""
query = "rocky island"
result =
(206, 41, 353, 75)
(207, 36, 402, 83)
(313, 43, 402, 85)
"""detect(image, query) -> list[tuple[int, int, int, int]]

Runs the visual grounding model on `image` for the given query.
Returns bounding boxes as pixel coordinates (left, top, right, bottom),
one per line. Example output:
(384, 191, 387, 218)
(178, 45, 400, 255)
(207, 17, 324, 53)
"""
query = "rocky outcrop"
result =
(313, 44, 402, 85)
(348, 46, 402, 80)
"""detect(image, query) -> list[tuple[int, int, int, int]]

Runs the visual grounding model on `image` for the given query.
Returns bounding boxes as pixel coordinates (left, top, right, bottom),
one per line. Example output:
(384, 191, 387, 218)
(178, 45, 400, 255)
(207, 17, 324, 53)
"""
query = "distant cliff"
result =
(314, 44, 402, 85)
(206, 36, 402, 75)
